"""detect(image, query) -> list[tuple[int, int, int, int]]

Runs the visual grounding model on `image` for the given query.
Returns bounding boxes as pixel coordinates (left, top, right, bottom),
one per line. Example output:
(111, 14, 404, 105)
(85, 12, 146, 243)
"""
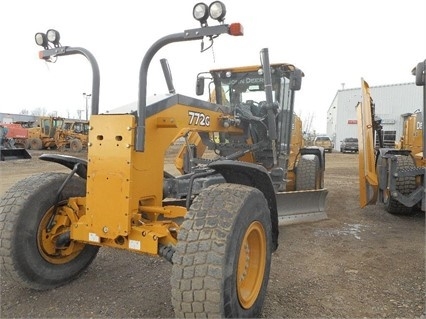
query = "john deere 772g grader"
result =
(0, 2, 327, 317)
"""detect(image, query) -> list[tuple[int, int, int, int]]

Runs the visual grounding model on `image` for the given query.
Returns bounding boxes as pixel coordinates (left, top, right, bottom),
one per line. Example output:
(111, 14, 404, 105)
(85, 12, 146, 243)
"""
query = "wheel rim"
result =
(237, 221, 267, 309)
(71, 140, 80, 152)
(37, 204, 85, 264)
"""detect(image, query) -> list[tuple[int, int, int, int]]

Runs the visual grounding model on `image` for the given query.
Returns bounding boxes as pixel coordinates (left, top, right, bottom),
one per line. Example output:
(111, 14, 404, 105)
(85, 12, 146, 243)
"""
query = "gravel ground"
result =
(0, 149, 424, 318)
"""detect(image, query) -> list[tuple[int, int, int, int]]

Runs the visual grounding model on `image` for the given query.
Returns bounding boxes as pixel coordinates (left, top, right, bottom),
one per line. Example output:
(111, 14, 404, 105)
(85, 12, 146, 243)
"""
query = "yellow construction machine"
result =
(396, 110, 423, 165)
(356, 60, 425, 214)
(55, 120, 89, 152)
(27, 116, 65, 149)
(0, 2, 327, 318)
(175, 63, 327, 224)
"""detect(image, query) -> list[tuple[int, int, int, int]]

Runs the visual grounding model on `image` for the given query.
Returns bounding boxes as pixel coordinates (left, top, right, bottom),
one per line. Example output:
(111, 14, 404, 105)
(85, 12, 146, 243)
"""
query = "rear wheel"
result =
(171, 183, 272, 318)
(377, 154, 417, 214)
(0, 172, 99, 290)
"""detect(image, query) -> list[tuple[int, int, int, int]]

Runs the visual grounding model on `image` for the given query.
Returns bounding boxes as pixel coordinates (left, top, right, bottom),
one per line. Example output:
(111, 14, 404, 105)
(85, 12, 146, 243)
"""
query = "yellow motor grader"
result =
(55, 120, 89, 152)
(396, 110, 423, 166)
(27, 116, 65, 149)
(356, 60, 425, 214)
(0, 2, 327, 318)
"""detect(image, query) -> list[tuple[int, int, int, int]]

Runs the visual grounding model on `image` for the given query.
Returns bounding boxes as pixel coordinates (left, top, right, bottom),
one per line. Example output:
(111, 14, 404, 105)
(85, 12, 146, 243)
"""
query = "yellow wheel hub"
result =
(37, 204, 84, 264)
(237, 221, 267, 309)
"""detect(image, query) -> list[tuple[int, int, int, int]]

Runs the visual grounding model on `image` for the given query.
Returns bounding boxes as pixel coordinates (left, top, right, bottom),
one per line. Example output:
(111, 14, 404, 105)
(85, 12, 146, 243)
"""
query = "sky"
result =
(1, 0, 425, 133)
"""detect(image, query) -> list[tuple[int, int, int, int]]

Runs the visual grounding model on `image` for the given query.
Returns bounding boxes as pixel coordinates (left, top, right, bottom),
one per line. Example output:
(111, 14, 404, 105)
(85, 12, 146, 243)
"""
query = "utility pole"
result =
(83, 93, 92, 121)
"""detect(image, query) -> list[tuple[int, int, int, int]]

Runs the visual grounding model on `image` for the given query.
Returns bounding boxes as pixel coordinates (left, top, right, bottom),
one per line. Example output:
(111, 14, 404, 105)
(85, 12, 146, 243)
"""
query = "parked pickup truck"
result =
(340, 137, 358, 153)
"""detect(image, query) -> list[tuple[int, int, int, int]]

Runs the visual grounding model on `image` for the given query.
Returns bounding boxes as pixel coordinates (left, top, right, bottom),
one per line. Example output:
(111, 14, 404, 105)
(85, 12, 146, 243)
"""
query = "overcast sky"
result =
(1, 0, 425, 133)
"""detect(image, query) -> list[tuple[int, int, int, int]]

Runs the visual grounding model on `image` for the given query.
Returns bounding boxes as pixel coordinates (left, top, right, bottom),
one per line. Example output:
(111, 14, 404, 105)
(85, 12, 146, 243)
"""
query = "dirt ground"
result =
(0, 149, 425, 318)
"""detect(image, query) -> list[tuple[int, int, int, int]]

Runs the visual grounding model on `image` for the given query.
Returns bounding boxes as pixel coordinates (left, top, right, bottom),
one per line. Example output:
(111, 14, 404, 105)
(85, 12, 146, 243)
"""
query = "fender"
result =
(39, 154, 88, 179)
(208, 159, 279, 251)
(376, 148, 411, 160)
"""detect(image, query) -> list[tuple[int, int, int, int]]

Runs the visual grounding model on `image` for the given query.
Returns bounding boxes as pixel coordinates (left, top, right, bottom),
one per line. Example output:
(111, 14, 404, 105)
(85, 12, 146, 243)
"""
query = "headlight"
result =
(35, 33, 48, 48)
(193, 3, 209, 23)
(46, 29, 60, 46)
(209, 1, 226, 22)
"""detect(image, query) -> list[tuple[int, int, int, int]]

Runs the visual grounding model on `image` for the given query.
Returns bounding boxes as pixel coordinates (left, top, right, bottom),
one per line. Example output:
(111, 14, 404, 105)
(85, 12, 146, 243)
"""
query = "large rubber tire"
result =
(378, 154, 417, 214)
(0, 172, 99, 290)
(296, 154, 321, 190)
(171, 183, 272, 318)
(24, 139, 30, 149)
(70, 139, 83, 152)
(29, 138, 43, 150)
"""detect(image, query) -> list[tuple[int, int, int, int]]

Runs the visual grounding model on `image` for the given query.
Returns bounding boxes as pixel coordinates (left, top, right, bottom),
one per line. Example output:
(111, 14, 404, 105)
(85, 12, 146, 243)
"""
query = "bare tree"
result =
(31, 107, 47, 116)
(299, 112, 316, 146)
(302, 112, 314, 133)
(19, 109, 30, 115)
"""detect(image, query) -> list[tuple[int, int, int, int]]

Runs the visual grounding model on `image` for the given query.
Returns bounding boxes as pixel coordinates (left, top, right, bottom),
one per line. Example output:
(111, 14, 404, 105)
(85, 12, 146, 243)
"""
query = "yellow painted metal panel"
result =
(85, 114, 136, 240)
(356, 79, 378, 208)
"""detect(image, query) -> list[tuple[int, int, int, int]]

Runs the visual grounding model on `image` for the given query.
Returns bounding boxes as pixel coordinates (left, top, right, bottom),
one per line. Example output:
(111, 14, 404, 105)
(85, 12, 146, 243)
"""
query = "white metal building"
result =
(326, 82, 423, 151)
(0, 113, 36, 124)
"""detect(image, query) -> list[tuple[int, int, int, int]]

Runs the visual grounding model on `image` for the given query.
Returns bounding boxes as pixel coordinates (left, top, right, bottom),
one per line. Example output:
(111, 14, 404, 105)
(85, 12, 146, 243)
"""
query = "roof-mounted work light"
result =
(46, 29, 61, 47)
(209, 1, 226, 22)
(35, 29, 61, 49)
(193, 3, 209, 25)
(35, 32, 49, 49)
(193, 1, 227, 25)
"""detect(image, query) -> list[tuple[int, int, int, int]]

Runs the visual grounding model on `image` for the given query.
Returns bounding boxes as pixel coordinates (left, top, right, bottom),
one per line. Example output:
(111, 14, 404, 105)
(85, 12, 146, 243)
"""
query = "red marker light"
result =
(229, 23, 244, 36)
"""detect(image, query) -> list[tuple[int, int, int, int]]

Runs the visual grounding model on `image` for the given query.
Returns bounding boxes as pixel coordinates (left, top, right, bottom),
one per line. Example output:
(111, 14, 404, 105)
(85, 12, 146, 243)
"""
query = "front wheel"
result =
(171, 183, 272, 318)
(0, 172, 99, 290)
(296, 154, 322, 190)
(70, 139, 83, 152)
(29, 137, 43, 150)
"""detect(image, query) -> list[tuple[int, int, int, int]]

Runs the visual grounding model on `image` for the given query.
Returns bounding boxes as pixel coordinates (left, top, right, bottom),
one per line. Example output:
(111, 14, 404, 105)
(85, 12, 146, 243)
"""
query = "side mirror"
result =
(160, 58, 176, 94)
(413, 61, 425, 86)
(290, 68, 302, 91)
(196, 76, 205, 95)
